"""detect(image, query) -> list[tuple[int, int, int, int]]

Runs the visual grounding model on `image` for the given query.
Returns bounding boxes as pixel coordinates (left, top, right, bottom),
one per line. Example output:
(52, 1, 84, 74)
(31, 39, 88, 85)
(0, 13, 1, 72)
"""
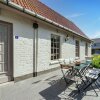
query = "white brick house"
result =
(0, 0, 91, 83)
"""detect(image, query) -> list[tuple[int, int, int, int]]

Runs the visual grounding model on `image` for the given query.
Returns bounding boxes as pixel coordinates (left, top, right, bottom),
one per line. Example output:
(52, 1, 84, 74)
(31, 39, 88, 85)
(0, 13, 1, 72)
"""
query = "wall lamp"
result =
(65, 34, 70, 42)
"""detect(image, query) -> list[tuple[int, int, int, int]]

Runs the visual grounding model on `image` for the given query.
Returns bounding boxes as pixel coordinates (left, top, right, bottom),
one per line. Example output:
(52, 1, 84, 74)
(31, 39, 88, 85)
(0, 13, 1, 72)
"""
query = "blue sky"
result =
(41, 0, 100, 39)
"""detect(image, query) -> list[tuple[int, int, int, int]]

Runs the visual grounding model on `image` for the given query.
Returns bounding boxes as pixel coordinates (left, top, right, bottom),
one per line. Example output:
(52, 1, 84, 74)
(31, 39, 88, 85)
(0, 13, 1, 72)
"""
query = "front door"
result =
(0, 21, 13, 83)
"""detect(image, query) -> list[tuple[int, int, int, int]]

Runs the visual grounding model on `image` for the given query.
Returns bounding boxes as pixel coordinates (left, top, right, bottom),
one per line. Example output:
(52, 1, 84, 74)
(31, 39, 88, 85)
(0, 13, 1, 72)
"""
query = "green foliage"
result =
(92, 55, 100, 68)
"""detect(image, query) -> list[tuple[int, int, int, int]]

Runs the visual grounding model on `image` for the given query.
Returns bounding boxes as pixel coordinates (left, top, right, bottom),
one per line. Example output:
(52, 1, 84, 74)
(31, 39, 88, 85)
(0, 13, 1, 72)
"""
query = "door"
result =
(0, 21, 13, 83)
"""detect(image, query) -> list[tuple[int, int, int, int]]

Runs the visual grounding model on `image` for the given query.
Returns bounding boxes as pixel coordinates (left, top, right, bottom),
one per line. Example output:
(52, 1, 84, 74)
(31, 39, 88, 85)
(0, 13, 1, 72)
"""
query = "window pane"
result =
(51, 48, 53, 54)
(57, 43, 59, 48)
(57, 49, 59, 53)
(51, 56, 53, 60)
(54, 56, 56, 59)
(54, 43, 56, 47)
(57, 54, 59, 59)
(54, 49, 56, 53)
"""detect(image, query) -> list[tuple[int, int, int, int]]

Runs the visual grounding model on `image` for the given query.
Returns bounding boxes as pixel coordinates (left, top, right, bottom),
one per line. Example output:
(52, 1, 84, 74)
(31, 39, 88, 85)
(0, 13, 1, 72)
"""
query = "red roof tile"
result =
(11, 0, 88, 38)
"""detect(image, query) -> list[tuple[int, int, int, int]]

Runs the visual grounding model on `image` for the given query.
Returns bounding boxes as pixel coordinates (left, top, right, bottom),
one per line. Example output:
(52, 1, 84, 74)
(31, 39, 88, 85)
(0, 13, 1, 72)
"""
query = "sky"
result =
(40, 0, 100, 39)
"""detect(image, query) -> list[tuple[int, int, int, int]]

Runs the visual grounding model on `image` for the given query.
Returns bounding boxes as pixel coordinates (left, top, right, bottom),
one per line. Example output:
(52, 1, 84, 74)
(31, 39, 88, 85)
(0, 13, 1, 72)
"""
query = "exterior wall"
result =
(0, 9, 34, 77)
(0, 8, 91, 78)
(37, 25, 61, 72)
(37, 23, 89, 72)
(61, 37, 75, 59)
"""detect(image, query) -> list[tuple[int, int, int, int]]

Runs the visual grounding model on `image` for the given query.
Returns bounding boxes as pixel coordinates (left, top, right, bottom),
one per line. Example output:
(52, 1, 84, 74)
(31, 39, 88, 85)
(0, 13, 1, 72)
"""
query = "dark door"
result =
(0, 21, 13, 83)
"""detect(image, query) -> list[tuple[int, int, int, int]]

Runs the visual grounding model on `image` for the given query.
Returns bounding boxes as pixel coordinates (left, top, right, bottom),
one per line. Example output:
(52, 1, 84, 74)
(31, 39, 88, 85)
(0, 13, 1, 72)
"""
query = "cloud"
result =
(67, 13, 85, 18)
(90, 31, 100, 39)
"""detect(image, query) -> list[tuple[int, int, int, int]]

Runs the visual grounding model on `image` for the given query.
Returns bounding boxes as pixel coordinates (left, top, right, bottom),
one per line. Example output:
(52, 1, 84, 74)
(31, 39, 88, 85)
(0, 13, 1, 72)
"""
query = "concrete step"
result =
(0, 76, 11, 84)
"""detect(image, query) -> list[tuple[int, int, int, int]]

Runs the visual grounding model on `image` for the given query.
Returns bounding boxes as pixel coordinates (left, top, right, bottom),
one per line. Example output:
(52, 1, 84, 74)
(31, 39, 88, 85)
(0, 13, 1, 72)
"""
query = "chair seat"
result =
(85, 69, 100, 79)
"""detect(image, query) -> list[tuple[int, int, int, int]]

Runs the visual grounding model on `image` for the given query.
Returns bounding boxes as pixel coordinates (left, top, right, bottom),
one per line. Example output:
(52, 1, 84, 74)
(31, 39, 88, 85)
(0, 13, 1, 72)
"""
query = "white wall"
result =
(0, 8, 91, 77)
(37, 23, 91, 72)
(61, 37, 75, 59)
(0, 9, 34, 77)
(37, 23, 89, 72)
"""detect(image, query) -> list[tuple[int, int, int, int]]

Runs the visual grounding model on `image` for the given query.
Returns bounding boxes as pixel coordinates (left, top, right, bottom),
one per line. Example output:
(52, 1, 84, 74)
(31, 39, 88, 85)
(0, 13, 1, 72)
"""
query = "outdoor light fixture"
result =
(65, 34, 70, 42)
(33, 22, 38, 29)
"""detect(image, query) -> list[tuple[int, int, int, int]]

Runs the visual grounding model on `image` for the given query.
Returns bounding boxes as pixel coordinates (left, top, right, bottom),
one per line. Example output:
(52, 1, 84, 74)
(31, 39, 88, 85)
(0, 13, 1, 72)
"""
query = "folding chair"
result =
(83, 68, 100, 96)
(72, 63, 88, 90)
(59, 59, 73, 85)
(81, 60, 92, 76)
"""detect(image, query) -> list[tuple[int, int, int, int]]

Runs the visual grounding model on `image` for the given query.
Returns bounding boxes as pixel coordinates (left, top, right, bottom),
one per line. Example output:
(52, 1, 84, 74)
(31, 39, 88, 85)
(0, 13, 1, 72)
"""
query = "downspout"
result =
(33, 23, 38, 77)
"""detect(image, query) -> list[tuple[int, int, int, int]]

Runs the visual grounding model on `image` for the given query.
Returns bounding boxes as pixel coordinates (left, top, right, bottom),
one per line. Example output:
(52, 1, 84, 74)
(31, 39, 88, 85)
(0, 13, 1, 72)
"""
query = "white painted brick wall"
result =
(61, 36, 75, 59)
(0, 9, 34, 77)
(0, 8, 92, 77)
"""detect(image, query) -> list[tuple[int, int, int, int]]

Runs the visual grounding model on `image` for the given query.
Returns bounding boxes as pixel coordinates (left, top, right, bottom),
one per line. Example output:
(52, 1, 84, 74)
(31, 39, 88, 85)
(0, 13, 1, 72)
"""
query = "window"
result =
(75, 40, 80, 57)
(85, 43, 88, 56)
(51, 34, 60, 60)
(94, 43, 96, 46)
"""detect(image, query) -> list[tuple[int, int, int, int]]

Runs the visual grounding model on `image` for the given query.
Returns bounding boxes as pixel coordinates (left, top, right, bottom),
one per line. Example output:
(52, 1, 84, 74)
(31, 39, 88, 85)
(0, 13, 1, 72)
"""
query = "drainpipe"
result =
(33, 23, 38, 77)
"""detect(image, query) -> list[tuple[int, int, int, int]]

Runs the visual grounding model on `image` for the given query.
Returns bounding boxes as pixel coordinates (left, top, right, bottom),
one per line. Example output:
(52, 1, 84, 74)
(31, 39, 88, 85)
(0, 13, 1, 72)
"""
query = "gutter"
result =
(0, 0, 91, 42)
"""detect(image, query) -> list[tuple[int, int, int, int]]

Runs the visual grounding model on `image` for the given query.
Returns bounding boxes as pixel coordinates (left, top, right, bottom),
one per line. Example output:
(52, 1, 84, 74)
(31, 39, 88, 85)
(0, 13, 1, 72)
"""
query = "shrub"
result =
(92, 55, 100, 68)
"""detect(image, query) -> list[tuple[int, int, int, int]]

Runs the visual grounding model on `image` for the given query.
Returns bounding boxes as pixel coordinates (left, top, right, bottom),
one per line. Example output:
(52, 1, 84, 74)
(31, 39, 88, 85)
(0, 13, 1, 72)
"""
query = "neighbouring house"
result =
(0, 0, 91, 84)
(92, 38, 100, 55)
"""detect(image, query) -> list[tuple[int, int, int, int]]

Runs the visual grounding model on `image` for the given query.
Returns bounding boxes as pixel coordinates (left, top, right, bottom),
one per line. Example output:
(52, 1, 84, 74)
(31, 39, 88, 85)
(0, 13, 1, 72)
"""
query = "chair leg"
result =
(83, 80, 98, 96)
(94, 82, 100, 91)
(61, 69, 69, 85)
(91, 85, 98, 96)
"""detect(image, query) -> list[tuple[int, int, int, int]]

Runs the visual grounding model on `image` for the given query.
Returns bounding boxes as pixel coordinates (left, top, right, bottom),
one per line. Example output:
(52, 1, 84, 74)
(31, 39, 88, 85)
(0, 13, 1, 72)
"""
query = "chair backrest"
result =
(86, 68, 100, 79)
(85, 60, 92, 65)
(85, 60, 92, 70)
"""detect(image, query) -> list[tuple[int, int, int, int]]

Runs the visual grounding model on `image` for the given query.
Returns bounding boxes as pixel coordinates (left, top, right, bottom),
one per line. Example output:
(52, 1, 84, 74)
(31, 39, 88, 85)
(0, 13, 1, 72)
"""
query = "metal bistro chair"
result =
(83, 68, 100, 96)
(59, 59, 73, 85)
(72, 63, 88, 91)
(79, 60, 92, 77)
(73, 60, 93, 91)
(74, 61, 100, 96)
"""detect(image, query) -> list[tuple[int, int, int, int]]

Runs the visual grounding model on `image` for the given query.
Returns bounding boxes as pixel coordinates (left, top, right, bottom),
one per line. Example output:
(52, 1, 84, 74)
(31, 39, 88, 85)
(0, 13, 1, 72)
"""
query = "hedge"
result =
(92, 55, 100, 68)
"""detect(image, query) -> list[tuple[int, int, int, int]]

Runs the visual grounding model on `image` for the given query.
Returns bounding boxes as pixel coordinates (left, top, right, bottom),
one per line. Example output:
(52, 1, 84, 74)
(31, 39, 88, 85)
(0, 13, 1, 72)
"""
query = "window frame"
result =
(85, 42, 88, 56)
(51, 34, 60, 60)
(75, 40, 80, 57)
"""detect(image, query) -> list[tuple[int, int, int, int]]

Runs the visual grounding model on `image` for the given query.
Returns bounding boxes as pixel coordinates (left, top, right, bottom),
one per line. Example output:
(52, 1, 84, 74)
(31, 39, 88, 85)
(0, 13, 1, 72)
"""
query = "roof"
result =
(10, 0, 88, 39)
(92, 38, 100, 43)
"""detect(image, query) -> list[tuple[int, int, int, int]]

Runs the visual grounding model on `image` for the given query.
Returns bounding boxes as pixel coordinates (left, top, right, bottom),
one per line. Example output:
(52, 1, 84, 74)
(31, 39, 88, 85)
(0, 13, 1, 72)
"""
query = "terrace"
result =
(0, 66, 100, 100)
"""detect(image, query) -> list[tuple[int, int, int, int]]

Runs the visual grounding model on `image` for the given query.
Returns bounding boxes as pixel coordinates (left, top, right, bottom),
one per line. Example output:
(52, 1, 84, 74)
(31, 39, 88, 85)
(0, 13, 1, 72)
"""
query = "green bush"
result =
(92, 55, 100, 68)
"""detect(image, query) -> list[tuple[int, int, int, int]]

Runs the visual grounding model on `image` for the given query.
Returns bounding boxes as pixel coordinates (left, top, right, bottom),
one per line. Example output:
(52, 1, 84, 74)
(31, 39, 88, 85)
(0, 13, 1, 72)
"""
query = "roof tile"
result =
(11, 0, 88, 38)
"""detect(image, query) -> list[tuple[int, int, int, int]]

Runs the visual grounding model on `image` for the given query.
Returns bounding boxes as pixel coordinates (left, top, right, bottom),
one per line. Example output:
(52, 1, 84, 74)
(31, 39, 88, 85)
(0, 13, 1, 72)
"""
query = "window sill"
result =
(49, 60, 59, 65)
